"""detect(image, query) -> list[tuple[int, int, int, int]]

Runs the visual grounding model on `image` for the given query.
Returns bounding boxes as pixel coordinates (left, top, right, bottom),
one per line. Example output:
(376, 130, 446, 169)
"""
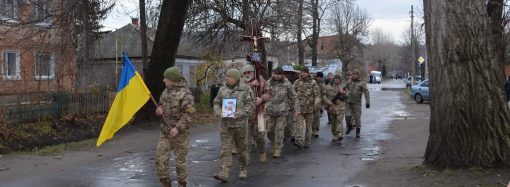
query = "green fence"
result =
(0, 91, 115, 123)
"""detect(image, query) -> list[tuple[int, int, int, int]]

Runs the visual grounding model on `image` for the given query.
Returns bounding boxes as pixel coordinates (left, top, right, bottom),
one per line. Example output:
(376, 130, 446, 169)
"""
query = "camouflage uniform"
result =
(344, 79, 370, 135)
(246, 75, 271, 155)
(324, 81, 346, 140)
(313, 78, 327, 136)
(266, 77, 299, 155)
(293, 76, 320, 147)
(213, 81, 255, 179)
(343, 79, 353, 130)
(155, 79, 195, 184)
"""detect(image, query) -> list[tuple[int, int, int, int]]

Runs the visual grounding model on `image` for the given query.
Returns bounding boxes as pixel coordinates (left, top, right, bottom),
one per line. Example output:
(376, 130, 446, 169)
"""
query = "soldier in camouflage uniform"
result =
(155, 67, 195, 187)
(241, 64, 271, 162)
(343, 70, 370, 138)
(312, 72, 327, 137)
(293, 67, 320, 148)
(266, 67, 299, 157)
(213, 68, 255, 182)
(324, 75, 346, 142)
(344, 71, 354, 134)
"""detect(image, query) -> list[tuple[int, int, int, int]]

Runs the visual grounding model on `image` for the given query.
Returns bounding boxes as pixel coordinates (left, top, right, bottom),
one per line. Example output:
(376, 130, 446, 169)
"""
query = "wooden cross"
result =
(240, 18, 269, 52)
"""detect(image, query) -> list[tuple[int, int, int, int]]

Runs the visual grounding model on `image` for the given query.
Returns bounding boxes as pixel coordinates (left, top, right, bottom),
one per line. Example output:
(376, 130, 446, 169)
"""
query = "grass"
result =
(10, 138, 96, 156)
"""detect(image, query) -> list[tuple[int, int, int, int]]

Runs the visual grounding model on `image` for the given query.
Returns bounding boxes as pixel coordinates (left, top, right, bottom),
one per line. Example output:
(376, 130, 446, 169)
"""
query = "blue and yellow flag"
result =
(96, 53, 151, 147)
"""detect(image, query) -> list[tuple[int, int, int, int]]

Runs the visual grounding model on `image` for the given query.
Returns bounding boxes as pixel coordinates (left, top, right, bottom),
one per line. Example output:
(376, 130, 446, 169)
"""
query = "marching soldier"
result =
(344, 70, 370, 138)
(324, 75, 346, 142)
(241, 64, 271, 162)
(155, 67, 195, 187)
(344, 71, 354, 134)
(313, 72, 327, 137)
(293, 67, 320, 148)
(213, 69, 255, 182)
(266, 67, 299, 157)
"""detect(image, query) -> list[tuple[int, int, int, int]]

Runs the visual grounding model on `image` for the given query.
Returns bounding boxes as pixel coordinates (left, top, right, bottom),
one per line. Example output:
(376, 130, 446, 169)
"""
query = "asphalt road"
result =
(0, 79, 408, 187)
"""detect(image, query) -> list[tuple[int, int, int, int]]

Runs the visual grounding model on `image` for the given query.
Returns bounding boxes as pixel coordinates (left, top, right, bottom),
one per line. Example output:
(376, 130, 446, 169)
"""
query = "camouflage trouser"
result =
(345, 104, 353, 128)
(295, 113, 314, 146)
(155, 131, 189, 182)
(266, 115, 287, 152)
(248, 118, 266, 154)
(285, 112, 295, 139)
(312, 109, 321, 135)
(331, 109, 345, 139)
(347, 103, 362, 128)
(218, 126, 249, 178)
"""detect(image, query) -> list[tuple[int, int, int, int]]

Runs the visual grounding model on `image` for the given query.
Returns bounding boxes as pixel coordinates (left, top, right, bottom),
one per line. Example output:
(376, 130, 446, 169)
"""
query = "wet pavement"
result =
(0, 79, 407, 187)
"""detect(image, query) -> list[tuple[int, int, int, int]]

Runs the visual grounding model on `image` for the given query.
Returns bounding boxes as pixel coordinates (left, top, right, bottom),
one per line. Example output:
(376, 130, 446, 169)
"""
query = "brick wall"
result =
(0, 46, 75, 95)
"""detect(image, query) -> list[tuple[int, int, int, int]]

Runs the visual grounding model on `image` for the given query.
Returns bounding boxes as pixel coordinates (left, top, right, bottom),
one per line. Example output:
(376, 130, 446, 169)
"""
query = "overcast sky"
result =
(102, 0, 424, 43)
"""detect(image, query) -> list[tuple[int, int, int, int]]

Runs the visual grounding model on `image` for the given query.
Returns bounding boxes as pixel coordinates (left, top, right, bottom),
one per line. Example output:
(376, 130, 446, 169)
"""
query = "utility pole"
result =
(410, 5, 416, 84)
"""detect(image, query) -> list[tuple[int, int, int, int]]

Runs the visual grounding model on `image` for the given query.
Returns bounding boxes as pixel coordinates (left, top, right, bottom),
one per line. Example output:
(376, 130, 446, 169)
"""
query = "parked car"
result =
(370, 71, 382, 84)
(410, 79, 429, 104)
(405, 76, 422, 89)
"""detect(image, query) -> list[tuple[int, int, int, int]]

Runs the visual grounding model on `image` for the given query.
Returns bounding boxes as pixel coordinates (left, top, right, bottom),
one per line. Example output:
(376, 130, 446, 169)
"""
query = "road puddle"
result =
(360, 147, 381, 161)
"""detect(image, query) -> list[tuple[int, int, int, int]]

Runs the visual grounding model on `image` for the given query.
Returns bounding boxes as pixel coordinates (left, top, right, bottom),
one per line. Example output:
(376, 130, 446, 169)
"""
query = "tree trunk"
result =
(297, 0, 305, 65)
(140, 0, 149, 77)
(138, 0, 190, 121)
(423, 0, 510, 168)
(311, 0, 319, 66)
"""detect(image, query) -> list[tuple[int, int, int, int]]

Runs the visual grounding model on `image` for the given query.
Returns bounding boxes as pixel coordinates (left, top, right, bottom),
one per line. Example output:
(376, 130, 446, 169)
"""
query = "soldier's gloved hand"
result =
(366, 103, 370, 109)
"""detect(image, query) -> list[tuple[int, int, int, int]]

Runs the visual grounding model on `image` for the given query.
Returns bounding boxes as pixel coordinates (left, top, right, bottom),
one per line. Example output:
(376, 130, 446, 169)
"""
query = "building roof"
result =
(93, 24, 206, 60)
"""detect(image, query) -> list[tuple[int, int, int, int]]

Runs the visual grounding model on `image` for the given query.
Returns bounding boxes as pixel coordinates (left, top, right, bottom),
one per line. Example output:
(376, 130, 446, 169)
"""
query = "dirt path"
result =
(350, 91, 510, 187)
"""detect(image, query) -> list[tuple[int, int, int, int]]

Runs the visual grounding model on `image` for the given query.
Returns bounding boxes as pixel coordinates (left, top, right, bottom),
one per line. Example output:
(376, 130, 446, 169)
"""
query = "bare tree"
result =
(423, 0, 510, 168)
(366, 28, 398, 76)
(328, 0, 370, 75)
(297, 0, 305, 65)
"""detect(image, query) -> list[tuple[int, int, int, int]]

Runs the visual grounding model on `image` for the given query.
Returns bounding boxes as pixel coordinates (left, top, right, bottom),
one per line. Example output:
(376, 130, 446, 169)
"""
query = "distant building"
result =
(89, 19, 204, 90)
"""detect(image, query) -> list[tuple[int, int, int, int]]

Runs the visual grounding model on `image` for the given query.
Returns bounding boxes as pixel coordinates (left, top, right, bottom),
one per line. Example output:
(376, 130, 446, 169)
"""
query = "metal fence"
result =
(0, 91, 115, 123)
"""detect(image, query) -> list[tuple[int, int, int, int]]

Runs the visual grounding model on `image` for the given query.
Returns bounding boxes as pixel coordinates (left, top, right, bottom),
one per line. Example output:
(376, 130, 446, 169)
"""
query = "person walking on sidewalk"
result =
(155, 67, 196, 187)
(312, 72, 327, 137)
(241, 64, 271, 162)
(344, 70, 370, 138)
(324, 75, 346, 142)
(293, 67, 320, 148)
(266, 67, 299, 158)
(213, 69, 255, 182)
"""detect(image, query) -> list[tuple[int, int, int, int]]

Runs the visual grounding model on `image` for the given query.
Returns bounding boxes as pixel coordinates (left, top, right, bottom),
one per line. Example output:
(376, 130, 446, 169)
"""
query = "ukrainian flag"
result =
(96, 53, 151, 147)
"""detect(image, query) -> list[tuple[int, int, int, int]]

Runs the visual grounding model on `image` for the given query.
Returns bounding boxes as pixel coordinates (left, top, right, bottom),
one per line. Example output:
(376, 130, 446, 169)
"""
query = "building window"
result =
(35, 52, 55, 80)
(2, 51, 20, 80)
(34, 0, 52, 25)
(0, 0, 17, 20)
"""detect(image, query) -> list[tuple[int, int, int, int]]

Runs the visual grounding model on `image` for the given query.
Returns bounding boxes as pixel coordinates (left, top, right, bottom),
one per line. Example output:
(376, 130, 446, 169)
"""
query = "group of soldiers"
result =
(152, 64, 370, 187)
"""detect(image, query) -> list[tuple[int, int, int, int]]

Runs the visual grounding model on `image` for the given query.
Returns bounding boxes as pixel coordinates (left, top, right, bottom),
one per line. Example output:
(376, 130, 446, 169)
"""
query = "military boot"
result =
(356, 128, 361, 138)
(239, 169, 248, 179)
(345, 116, 353, 134)
(232, 146, 238, 155)
(159, 177, 172, 187)
(178, 181, 186, 187)
(213, 167, 229, 183)
(259, 151, 267, 162)
(272, 149, 282, 158)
